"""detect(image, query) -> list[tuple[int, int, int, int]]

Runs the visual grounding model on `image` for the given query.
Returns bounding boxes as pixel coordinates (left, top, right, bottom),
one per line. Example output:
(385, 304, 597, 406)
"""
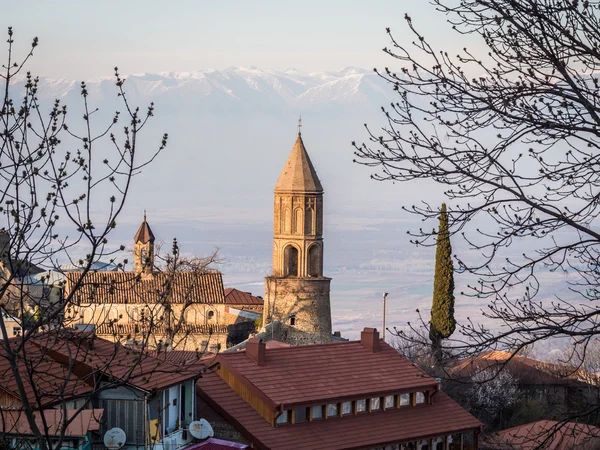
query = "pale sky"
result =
(3, 1, 467, 79)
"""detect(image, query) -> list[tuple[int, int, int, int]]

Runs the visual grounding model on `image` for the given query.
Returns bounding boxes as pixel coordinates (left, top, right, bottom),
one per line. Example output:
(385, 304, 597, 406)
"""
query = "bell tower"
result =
(133, 213, 155, 275)
(263, 126, 332, 344)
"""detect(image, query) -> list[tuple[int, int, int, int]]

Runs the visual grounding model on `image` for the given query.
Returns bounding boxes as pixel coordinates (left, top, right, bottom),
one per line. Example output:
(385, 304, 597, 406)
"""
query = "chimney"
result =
(361, 327, 380, 353)
(246, 337, 266, 365)
(333, 331, 341, 338)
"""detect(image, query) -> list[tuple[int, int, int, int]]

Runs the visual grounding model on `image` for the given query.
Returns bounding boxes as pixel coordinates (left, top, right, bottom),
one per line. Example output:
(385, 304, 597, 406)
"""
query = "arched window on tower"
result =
(284, 245, 299, 277)
(307, 244, 321, 277)
(293, 209, 303, 234)
(305, 208, 314, 235)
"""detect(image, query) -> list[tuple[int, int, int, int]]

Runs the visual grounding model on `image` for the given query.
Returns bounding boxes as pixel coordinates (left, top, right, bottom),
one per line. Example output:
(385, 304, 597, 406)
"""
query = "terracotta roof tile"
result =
(65, 271, 225, 304)
(197, 371, 481, 450)
(274, 133, 323, 194)
(215, 340, 437, 407)
(482, 420, 600, 450)
(224, 288, 264, 306)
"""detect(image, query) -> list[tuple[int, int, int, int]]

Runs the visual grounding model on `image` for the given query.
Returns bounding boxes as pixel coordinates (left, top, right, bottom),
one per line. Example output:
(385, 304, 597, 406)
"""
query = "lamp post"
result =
(382, 292, 389, 342)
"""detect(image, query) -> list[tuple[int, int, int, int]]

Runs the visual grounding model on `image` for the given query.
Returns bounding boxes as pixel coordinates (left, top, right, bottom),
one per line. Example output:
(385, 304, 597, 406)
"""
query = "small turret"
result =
(133, 212, 155, 275)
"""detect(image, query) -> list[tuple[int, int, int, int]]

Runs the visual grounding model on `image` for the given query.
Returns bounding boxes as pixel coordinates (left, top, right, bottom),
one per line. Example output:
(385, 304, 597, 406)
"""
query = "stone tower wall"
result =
(263, 277, 332, 344)
(133, 240, 154, 274)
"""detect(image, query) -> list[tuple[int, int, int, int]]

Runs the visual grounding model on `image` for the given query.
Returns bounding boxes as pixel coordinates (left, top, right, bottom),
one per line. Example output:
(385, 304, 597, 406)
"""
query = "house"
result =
(196, 328, 481, 450)
(0, 331, 202, 450)
(1, 408, 104, 450)
(449, 350, 600, 422)
(63, 218, 263, 353)
(481, 420, 600, 450)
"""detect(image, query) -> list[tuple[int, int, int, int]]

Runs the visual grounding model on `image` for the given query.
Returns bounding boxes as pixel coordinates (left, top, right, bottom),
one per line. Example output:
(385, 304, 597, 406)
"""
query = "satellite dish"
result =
(189, 419, 214, 440)
(104, 427, 127, 449)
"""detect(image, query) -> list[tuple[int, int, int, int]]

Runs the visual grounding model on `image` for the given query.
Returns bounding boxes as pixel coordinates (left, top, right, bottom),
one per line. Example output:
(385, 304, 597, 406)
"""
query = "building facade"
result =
(263, 131, 333, 345)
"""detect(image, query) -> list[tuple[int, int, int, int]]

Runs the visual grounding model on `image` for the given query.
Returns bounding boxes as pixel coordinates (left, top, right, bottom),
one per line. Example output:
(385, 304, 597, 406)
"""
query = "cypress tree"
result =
(430, 203, 456, 355)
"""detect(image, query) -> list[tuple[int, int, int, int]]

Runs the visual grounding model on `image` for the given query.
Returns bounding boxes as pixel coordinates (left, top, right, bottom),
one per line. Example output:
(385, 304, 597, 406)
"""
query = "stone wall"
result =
(263, 276, 332, 344)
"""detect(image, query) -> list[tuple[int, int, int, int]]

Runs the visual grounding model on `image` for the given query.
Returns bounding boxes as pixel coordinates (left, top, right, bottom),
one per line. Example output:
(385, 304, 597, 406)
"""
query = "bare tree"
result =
(353, 0, 600, 435)
(0, 27, 169, 450)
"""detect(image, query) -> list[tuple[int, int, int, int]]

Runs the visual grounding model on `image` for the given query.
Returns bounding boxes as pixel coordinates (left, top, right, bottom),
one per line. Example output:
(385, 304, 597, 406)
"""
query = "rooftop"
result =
(134, 215, 155, 243)
(482, 420, 600, 450)
(1, 409, 103, 437)
(215, 334, 437, 408)
(224, 288, 264, 306)
(64, 271, 225, 304)
(274, 132, 323, 194)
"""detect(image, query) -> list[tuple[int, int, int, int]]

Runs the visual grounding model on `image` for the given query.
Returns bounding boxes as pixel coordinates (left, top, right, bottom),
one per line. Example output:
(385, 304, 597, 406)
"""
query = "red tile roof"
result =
(224, 288, 264, 306)
(482, 420, 600, 450)
(65, 271, 225, 304)
(29, 331, 200, 393)
(450, 350, 594, 387)
(1, 408, 103, 437)
(0, 338, 93, 407)
(197, 370, 481, 450)
(215, 339, 437, 407)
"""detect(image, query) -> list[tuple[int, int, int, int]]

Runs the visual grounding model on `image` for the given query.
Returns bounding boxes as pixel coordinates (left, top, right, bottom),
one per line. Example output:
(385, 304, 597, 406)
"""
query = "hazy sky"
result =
(3, 1, 466, 79)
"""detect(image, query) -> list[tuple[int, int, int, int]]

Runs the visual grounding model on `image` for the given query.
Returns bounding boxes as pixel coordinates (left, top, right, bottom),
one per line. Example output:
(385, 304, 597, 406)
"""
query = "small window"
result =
(290, 315, 296, 326)
(276, 410, 289, 424)
(207, 310, 215, 320)
(356, 399, 367, 413)
(311, 405, 323, 420)
(341, 401, 353, 415)
(399, 393, 410, 406)
(370, 397, 381, 411)
(12, 327, 21, 336)
(385, 395, 395, 409)
(416, 392, 425, 404)
(294, 407, 308, 423)
(327, 403, 338, 417)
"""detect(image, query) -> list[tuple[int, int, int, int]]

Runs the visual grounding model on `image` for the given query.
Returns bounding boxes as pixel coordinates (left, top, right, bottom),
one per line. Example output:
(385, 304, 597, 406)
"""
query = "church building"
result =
(262, 129, 333, 345)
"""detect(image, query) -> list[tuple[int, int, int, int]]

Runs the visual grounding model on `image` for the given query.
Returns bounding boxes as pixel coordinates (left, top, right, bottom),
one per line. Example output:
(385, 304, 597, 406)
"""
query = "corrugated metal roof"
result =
(215, 340, 438, 407)
(65, 271, 225, 304)
(197, 370, 481, 450)
(224, 288, 263, 306)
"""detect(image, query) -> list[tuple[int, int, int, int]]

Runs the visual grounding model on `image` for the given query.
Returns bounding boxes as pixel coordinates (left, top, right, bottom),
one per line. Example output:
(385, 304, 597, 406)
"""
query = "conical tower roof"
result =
(134, 213, 155, 244)
(275, 132, 323, 193)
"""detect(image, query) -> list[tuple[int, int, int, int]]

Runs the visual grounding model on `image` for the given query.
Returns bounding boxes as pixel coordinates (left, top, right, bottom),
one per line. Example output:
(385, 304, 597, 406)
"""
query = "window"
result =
(307, 244, 321, 277)
(207, 310, 215, 320)
(341, 401, 353, 415)
(416, 392, 425, 404)
(385, 395, 395, 409)
(12, 327, 21, 336)
(399, 393, 410, 406)
(276, 410, 289, 425)
(370, 397, 381, 411)
(290, 315, 296, 326)
(356, 399, 367, 413)
(311, 405, 323, 420)
(327, 403, 338, 417)
(283, 245, 299, 277)
(294, 407, 308, 423)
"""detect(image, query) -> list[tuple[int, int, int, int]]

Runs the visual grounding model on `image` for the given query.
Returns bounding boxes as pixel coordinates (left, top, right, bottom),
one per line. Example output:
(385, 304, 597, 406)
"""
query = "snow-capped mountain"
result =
(16, 67, 391, 114)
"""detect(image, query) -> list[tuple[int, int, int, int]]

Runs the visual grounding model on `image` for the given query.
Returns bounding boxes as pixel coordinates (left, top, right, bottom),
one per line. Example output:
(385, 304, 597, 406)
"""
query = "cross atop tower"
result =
(297, 115, 302, 135)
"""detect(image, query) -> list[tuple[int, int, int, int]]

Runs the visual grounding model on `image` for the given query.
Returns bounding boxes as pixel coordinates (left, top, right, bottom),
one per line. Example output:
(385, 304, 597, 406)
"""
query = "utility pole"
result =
(382, 292, 389, 342)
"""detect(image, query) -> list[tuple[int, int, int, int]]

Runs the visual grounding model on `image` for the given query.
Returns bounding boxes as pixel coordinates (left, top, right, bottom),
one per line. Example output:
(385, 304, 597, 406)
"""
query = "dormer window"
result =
(370, 397, 381, 411)
(341, 401, 353, 415)
(400, 393, 410, 406)
(276, 410, 289, 425)
(385, 395, 395, 409)
(311, 405, 323, 420)
(356, 399, 367, 413)
(327, 403, 338, 417)
(294, 407, 308, 423)
(416, 392, 425, 404)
